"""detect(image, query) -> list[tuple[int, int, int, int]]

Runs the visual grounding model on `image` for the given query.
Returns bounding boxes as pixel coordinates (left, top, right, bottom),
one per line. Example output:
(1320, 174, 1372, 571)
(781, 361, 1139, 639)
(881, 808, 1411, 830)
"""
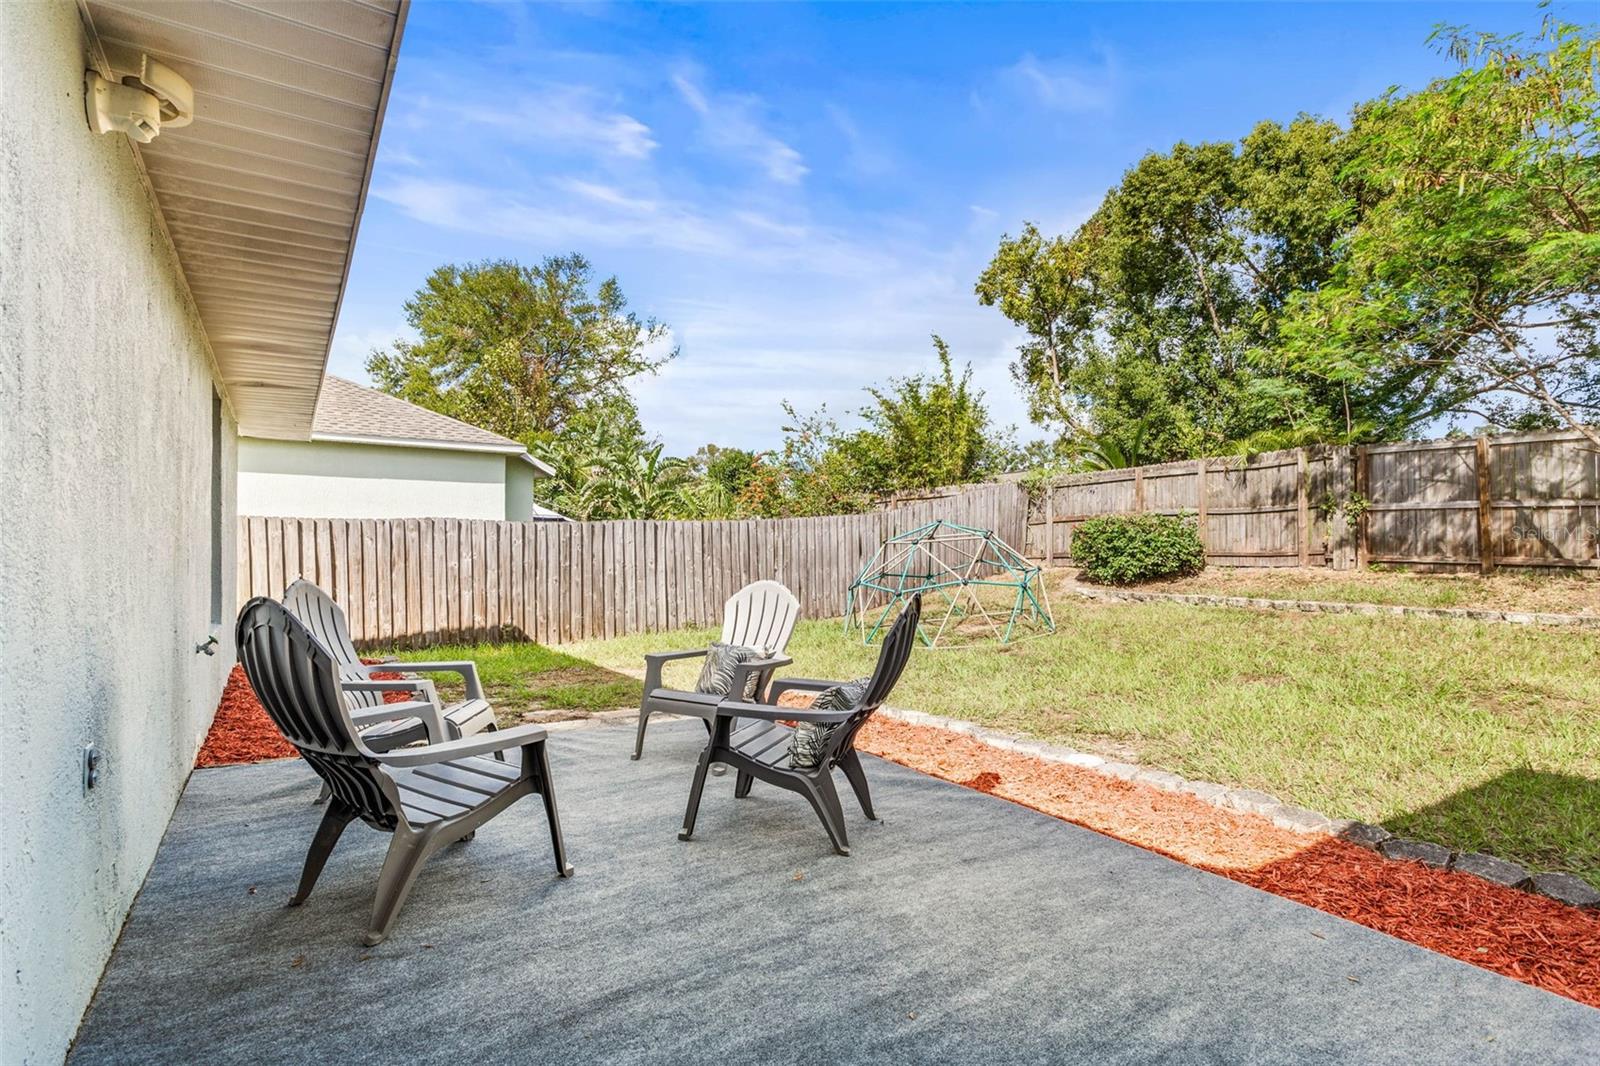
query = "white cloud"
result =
(993, 51, 1117, 114)
(435, 84, 658, 160)
(671, 66, 809, 184)
(825, 103, 894, 179)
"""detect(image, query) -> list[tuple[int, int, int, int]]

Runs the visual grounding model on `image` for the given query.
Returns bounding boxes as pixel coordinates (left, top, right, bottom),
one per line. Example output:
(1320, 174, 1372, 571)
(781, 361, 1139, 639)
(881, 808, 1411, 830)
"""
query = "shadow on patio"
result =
(71, 720, 1600, 1065)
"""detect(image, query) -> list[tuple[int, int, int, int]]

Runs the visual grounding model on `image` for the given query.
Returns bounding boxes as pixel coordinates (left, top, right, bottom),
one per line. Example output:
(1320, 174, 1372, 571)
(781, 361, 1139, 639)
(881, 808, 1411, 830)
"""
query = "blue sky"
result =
(332, 1, 1551, 454)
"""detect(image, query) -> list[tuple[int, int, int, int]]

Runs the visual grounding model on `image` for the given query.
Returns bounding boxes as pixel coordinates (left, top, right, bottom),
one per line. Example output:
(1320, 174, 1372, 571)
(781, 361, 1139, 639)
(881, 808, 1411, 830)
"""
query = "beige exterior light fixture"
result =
(84, 43, 192, 143)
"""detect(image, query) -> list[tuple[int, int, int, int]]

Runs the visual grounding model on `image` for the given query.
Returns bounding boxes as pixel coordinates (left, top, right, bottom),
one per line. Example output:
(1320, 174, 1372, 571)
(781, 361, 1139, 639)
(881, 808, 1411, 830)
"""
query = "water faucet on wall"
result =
(195, 635, 218, 656)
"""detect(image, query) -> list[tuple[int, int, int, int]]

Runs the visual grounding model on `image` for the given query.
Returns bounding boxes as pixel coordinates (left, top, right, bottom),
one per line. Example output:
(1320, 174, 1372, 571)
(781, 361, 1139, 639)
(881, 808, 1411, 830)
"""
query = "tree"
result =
(977, 118, 1360, 461)
(737, 338, 1016, 516)
(367, 255, 674, 444)
(1274, 14, 1600, 447)
(845, 335, 1013, 492)
(531, 400, 691, 520)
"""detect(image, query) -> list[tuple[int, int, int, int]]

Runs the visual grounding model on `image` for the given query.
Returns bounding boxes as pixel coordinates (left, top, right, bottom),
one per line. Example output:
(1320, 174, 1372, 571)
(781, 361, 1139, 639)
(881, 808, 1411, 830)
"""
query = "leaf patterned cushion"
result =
(694, 641, 766, 699)
(788, 678, 871, 769)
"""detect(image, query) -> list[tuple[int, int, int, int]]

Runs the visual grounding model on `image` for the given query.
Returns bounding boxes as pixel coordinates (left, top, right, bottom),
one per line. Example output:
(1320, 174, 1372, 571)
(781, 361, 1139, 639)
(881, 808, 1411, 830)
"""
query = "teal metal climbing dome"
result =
(844, 520, 1053, 647)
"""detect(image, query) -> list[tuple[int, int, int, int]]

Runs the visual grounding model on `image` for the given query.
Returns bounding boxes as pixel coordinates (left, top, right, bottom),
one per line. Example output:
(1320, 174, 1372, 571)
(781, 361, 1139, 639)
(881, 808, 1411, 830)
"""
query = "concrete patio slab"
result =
(71, 720, 1599, 1065)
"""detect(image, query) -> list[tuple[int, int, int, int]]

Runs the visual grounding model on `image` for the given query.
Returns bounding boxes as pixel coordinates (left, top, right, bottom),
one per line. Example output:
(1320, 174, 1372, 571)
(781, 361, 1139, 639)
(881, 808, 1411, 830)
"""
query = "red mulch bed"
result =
(196, 663, 409, 768)
(849, 714, 1600, 1010)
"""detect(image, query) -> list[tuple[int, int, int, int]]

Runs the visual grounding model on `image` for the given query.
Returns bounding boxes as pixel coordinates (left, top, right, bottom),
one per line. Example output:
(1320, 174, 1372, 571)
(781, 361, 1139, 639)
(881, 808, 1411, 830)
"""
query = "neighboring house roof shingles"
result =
(307, 377, 554, 476)
(314, 376, 521, 451)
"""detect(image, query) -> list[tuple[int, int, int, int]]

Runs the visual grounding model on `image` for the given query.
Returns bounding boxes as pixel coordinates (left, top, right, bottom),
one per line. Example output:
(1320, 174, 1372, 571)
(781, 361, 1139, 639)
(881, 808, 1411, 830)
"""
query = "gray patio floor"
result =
(71, 718, 1598, 1065)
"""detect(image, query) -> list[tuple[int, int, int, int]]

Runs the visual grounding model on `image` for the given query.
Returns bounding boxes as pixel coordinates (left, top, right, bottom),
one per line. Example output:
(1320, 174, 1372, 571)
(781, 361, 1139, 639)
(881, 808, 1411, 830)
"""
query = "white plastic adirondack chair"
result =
(283, 579, 497, 743)
(633, 579, 800, 760)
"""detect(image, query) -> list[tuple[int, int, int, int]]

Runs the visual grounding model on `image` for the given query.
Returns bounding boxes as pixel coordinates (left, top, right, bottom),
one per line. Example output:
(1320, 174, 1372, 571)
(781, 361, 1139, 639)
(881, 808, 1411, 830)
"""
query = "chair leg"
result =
(802, 773, 851, 856)
(313, 781, 332, 805)
(632, 703, 651, 760)
(290, 800, 355, 906)
(734, 770, 753, 799)
(365, 829, 437, 946)
(838, 750, 877, 820)
(531, 740, 574, 877)
(678, 745, 715, 841)
(707, 718, 728, 777)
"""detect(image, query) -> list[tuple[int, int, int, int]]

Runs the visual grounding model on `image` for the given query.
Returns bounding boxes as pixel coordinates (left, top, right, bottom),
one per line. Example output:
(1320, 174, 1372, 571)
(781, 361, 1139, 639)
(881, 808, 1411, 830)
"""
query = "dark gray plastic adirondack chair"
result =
(284, 578, 496, 742)
(633, 579, 800, 760)
(236, 597, 572, 946)
(678, 594, 921, 856)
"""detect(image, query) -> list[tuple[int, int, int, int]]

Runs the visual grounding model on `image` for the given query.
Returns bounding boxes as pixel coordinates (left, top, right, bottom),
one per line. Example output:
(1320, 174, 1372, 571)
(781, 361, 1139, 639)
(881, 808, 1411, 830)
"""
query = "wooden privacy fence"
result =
(1028, 430, 1600, 573)
(237, 482, 1028, 648)
(1030, 446, 1353, 569)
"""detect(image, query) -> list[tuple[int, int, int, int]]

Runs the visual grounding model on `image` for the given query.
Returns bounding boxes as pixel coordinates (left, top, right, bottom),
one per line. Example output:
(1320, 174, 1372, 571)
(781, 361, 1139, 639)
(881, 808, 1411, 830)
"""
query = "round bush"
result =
(1071, 513, 1206, 585)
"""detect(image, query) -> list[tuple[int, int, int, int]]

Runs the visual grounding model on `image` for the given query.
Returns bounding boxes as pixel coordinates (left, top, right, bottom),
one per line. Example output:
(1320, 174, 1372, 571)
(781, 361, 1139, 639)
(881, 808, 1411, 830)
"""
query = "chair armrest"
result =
(350, 700, 431, 724)
(385, 661, 483, 701)
(642, 647, 710, 693)
(643, 648, 710, 664)
(350, 699, 446, 743)
(767, 677, 840, 700)
(375, 723, 549, 767)
(712, 699, 858, 725)
(344, 679, 429, 694)
(729, 655, 793, 702)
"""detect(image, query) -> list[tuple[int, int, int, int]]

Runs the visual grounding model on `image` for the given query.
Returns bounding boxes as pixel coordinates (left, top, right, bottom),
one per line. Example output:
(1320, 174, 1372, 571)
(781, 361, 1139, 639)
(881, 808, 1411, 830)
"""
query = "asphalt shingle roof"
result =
(312, 376, 524, 451)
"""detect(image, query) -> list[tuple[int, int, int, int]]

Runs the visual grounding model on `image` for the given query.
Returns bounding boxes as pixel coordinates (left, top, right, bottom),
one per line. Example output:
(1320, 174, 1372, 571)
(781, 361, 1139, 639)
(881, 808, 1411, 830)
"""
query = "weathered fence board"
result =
(1025, 431, 1598, 573)
(239, 483, 1028, 648)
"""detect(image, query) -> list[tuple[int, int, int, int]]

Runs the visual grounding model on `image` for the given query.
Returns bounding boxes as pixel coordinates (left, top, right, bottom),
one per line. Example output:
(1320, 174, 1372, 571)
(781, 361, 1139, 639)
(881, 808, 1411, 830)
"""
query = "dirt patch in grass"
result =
(852, 714, 1600, 1009)
(1119, 566, 1599, 615)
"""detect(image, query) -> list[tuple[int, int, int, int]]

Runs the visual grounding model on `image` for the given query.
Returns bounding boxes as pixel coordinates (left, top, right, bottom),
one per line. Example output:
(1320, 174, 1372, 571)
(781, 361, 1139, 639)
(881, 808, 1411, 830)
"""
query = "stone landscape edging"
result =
(1070, 586, 1600, 628)
(876, 706, 1600, 910)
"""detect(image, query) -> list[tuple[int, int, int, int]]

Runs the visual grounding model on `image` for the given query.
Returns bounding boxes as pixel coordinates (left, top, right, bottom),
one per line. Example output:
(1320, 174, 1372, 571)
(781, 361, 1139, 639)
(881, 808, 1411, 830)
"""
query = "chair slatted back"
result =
(827, 594, 921, 760)
(283, 578, 382, 709)
(721, 580, 800, 654)
(236, 597, 399, 830)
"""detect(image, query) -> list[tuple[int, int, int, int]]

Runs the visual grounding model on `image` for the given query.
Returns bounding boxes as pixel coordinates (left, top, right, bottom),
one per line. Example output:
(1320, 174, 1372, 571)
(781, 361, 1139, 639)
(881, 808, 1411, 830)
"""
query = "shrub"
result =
(1071, 513, 1206, 585)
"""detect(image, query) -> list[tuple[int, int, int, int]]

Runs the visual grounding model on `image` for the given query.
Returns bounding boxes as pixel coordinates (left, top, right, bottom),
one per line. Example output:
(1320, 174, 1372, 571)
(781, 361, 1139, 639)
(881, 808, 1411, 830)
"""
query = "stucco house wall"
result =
(0, 4, 237, 1062)
(506, 457, 539, 522)
(238, 437, 526, 520)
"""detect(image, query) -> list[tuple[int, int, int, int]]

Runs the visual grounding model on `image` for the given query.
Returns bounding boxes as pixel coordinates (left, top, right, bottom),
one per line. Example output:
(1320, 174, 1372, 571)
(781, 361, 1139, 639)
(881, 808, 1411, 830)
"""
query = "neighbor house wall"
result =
(238, 437, 513, 520)
(0, 5, 237, 1062)
(505, 457, 537, 521)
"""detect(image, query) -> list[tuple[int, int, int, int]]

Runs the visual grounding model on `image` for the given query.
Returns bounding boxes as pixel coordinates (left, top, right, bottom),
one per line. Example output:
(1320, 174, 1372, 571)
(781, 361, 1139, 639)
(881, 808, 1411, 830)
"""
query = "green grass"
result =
(570, 601, 1600, 882)
(391, 641, 641, 720)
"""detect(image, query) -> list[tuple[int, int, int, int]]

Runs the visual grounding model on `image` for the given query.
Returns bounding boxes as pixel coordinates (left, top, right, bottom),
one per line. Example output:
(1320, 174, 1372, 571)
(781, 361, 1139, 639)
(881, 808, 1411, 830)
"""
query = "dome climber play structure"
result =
(844, 520, 1053, 647)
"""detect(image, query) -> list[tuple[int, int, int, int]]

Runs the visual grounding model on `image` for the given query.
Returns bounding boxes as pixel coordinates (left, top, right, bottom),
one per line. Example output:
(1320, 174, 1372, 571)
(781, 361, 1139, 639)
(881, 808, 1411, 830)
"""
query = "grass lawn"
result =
(391, 641, 640, 720)
(567, 600, 1600, 883)
(1132, 566, 1599, 615)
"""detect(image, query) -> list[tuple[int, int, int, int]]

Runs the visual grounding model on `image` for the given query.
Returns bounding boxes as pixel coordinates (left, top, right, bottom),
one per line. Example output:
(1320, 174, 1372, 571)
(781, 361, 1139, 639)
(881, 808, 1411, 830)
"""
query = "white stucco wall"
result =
(505, 458, 538, 521)
(238, 437, 522, 520)
(0, 5, 237, 1062)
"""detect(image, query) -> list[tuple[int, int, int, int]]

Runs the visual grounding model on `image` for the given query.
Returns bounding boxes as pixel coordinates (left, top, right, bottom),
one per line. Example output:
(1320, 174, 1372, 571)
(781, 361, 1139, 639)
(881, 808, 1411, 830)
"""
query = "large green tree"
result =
(739, 338, 1016, 516)
(841, 335, 1013, 493)
(530, 400, 692, 520)
(367, 255, 674, 445)
(981, 14, 1599, 458)
(977, 117, 1359, 461)
(1273, 14, 1600, 447)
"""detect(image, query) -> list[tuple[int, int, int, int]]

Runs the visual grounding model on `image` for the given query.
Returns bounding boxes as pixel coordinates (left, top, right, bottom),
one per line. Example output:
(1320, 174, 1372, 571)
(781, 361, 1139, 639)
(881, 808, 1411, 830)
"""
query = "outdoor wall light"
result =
(84, 43, 192, 143)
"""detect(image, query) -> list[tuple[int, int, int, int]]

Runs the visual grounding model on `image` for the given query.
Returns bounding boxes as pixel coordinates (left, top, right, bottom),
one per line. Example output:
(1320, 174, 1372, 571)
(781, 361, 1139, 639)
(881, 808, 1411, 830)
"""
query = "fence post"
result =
(1133, 468, 1145, 513)
(1354, 446, 1369, 569)
(1297, 450, 1310, 567)
(1044, 480, 1055, 564)
(1475, 436, 1495, 575)
(1195, 458, 1208, 559)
